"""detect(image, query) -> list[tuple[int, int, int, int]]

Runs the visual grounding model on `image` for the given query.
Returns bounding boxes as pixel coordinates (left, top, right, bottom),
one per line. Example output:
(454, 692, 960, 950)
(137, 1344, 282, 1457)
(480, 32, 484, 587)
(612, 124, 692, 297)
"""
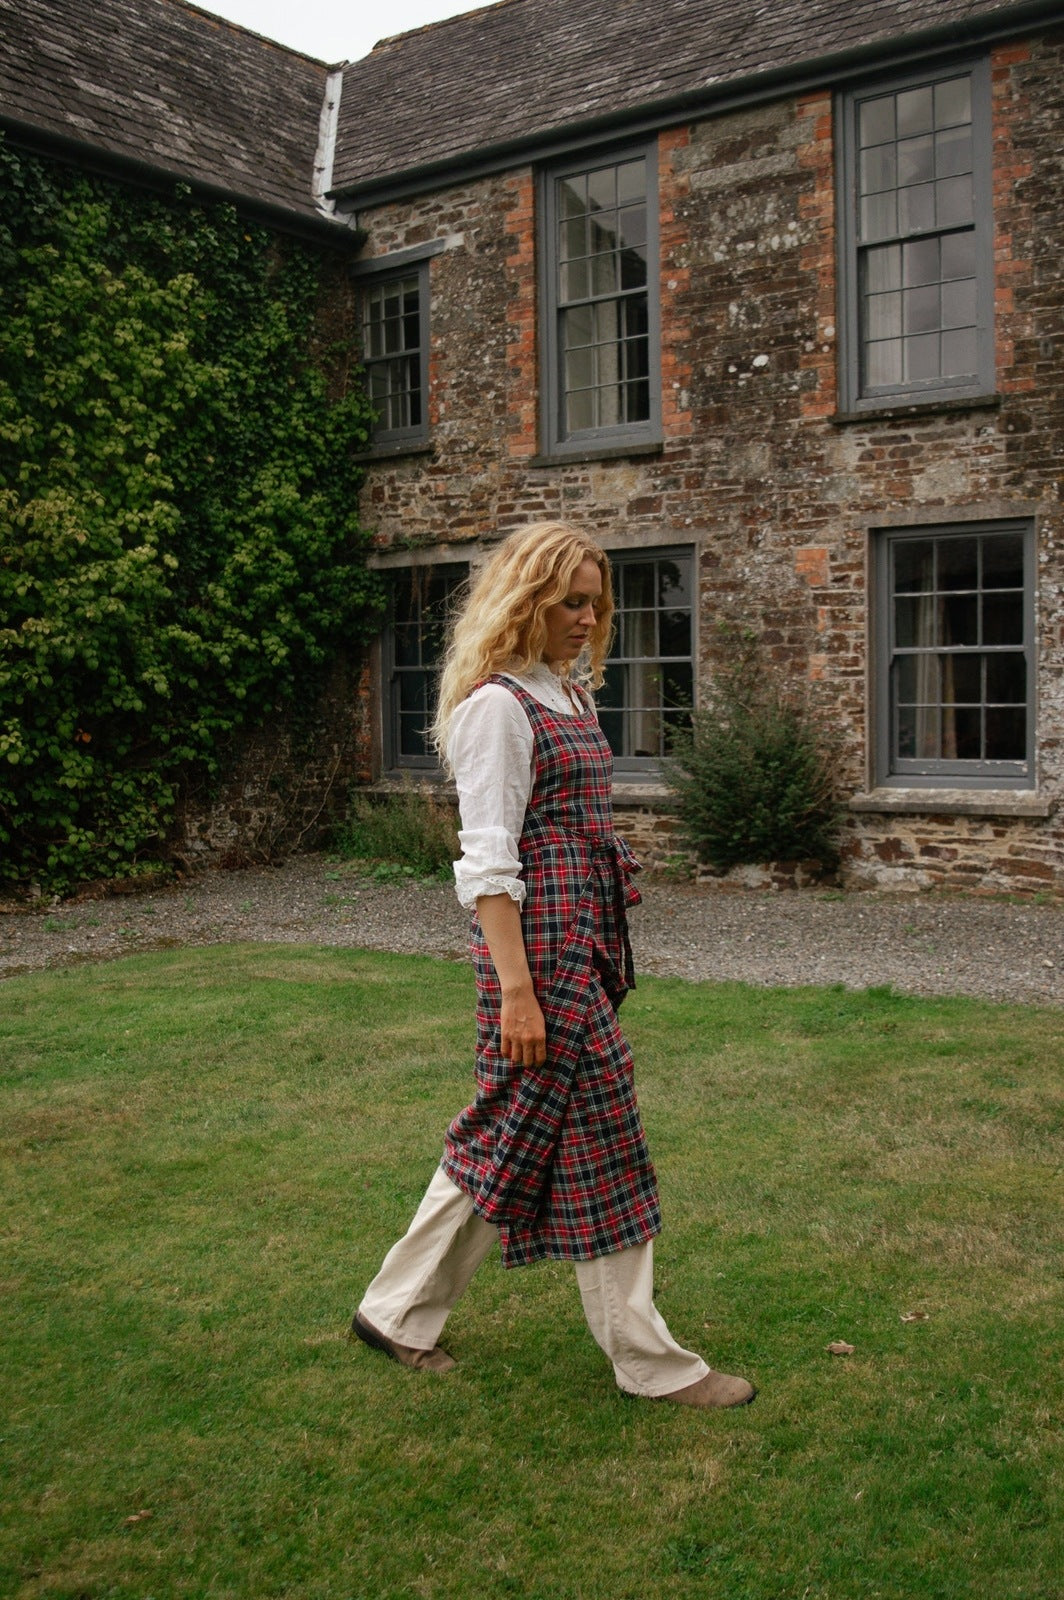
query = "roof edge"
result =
(332, 0, 1064, 208)
(1, 115, 367, 248)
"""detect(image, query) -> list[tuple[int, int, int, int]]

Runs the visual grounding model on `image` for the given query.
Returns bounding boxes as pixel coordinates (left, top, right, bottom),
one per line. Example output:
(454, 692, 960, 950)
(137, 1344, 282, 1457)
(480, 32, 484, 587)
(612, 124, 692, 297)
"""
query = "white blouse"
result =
(447, 662, 590, 909)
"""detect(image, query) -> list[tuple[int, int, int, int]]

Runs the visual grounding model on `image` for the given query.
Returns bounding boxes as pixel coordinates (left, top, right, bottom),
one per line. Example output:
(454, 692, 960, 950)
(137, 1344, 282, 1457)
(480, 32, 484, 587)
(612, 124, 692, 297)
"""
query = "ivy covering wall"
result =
(0, 139, 380, 891)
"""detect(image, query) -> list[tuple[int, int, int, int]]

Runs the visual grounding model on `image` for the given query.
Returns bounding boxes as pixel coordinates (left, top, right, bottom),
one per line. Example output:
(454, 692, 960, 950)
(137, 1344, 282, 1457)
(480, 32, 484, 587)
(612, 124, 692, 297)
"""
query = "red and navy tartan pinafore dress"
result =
(441, 674, 662, 1269)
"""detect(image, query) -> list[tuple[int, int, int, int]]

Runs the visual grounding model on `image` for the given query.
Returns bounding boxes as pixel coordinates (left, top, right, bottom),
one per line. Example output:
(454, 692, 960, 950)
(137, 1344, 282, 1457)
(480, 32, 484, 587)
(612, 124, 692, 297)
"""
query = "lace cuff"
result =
(454, 875, 527, 911)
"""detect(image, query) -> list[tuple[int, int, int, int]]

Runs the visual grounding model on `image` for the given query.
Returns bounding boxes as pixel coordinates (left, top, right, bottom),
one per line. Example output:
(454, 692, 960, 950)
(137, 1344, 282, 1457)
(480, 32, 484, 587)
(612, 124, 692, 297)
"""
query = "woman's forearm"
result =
(476, 893, 547, 1066)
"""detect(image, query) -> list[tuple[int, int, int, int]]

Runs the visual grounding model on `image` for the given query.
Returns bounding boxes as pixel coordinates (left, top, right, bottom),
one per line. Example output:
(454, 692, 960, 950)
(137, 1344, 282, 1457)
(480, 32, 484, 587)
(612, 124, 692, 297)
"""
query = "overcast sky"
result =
(195, 0, 489, 62)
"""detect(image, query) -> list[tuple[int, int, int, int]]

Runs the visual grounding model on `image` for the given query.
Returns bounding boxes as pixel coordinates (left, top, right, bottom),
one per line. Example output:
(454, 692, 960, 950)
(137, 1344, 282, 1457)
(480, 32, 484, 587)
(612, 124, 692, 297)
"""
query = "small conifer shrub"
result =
(665, 629, 841, 873)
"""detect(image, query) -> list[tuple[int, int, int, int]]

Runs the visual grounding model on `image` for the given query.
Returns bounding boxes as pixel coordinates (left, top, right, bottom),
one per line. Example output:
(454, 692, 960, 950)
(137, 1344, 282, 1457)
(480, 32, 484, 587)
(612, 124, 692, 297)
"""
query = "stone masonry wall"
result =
(357, 29, 1064, 896)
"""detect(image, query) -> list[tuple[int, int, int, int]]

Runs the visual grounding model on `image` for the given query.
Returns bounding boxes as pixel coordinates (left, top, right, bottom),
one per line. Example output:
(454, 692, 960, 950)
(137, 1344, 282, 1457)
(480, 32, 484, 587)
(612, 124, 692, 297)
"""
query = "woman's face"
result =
(541, 557, 603, 666)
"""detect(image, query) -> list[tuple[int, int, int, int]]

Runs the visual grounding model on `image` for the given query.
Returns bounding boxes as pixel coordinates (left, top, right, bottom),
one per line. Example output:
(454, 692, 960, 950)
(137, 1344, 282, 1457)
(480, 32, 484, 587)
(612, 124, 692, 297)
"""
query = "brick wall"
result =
(356, 29, 1064, 897)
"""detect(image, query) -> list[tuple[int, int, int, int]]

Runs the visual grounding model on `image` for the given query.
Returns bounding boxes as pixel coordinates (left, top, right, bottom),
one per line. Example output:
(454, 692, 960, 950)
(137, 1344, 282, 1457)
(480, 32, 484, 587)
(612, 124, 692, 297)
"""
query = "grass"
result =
(1, 947, 1062, 1600)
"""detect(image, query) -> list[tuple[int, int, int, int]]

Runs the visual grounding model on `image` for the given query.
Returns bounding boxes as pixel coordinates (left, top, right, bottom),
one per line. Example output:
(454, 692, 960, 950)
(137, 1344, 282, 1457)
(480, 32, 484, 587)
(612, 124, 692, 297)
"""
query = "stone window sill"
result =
(353, 441, 434, 464)
(369, 774, 674, 806)
(612, 780, 672, 805)
(831, 394, 1001, 426)
(529, 440, 663, 467)
(849, 788, 1054, 819)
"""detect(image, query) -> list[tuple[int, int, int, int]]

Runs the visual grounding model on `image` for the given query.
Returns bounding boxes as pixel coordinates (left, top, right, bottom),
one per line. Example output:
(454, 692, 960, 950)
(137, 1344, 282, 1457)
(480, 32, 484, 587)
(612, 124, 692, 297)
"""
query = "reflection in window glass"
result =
(388, 565, 466, 765)
(856, 69, 977, 393)
(597, 551, 693, 761)
(555, 154, 650, 437)
(887, 531, 1028, 770)
(362, 273, 424, 438)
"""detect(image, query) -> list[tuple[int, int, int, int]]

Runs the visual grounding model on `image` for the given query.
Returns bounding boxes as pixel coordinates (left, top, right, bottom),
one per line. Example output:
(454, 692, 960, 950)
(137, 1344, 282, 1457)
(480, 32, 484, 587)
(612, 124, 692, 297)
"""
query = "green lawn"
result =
(1, 946, 1061, 1600)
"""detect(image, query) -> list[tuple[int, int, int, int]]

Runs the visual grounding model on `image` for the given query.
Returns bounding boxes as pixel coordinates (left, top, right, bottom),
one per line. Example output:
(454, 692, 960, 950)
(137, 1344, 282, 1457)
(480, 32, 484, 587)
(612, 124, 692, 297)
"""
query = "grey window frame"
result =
(873, 520, 1035, 789)
(599, 545, 694, 775)
(837, 56, 995, 413)
(539, 141, 661, 457)
(382, 562, 468, 770)
(356, 253, 432, 449)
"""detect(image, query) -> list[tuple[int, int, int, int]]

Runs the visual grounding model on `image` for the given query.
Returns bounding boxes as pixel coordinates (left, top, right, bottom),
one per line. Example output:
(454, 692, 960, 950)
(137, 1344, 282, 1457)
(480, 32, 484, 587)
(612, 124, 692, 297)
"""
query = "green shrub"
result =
(665, 630, 841, 872)
(332, 789, 459, 879)
(0, 140, 380, 892)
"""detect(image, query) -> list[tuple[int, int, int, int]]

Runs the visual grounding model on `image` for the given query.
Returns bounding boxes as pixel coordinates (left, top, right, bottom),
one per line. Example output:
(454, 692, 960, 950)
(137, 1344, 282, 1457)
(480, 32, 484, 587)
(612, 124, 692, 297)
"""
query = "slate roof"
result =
(332, 0, 1063, 199)
(0, 0, 341, 230)
(2, 0, 1060, 225)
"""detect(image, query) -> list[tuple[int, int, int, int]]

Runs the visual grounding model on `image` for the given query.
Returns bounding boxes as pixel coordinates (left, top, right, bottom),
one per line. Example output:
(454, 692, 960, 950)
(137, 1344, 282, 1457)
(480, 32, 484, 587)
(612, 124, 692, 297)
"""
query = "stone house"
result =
(342, 0, 1064, 895)
(4, 0, 1064, 892)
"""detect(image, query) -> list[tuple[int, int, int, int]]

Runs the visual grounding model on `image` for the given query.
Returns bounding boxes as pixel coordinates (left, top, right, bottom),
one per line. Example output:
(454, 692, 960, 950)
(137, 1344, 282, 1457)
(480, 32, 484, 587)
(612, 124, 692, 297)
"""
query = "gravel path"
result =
(2, 853, 1063, 1006)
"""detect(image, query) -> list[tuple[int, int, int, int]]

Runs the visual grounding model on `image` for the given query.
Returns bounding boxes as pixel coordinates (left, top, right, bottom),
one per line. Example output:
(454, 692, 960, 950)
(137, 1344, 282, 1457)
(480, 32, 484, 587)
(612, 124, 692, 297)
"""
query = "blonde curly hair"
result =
(430, 521, 614, 768)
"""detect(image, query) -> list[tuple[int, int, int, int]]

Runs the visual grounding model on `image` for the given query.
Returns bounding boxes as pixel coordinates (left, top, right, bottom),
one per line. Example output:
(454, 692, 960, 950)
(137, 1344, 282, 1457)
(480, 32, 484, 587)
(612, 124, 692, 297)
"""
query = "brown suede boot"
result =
(351, 1313, 457, 1373)
(661, 1370, 756, 1408)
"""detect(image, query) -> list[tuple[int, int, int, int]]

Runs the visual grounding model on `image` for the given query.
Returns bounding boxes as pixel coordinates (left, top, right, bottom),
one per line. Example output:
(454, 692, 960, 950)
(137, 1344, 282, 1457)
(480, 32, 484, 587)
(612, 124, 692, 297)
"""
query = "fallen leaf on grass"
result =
(900, 1311, 930, 1323)
(826, 1340, 855, 1356)
(123, 1509, 153, 1527)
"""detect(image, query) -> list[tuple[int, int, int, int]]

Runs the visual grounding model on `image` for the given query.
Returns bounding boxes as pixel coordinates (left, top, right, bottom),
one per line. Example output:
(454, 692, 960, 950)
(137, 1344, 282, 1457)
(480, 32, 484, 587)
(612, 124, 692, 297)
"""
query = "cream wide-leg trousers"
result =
(358, 1165, 710, 1397)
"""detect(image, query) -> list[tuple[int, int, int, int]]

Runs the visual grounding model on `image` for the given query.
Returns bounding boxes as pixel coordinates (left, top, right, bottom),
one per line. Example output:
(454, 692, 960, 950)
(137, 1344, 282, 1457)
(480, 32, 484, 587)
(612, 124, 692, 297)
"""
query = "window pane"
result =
(625, 373, 650, 423)
(866, 243, 901, 292)
(935, 75, 972, 128)
(591, 251, 618, 294)
(620, 607, 655, 656)
(660, 608, 691, 657)
(618, 204, 646, 250)
(559, 175, 586, 217)
(620, 561, 655, 608)
(566, 388, 595, 432)
(560, 258, 589, 302)
(936, 175, 973, 227)
(587, 166, 616, 211)
(986, 652, 1026, 703)
(941, 278, 976, 329)
(392, 624, 420, 668)
(617, 159, 645, 204)
(898, 183, 935, 234)
(945, 653, 981, 703)
(866, 339, 902, 387)
(982, 592, 1024, 645)
(986, 708, 1026, 760)
(983, 534, 1024, 589)
(895, 652, 935, 704)
(935, 125, 972, 178)
(564, 303, 594, 347)
(904, 284, 940, 334)
(894, 539, 935, 594)
(867, 291, 901, 340)
(941, 327, 976, 375)
(565, 345, 595, 392)
(620, 244, 648, 290)
(897, 86, 934, 136)
(950, 706, 981, 757)
(895, 598, 926, 648)
(941, 231, 975, 279)
(860, 95, 896, 145)
(861, 191, 896, 240)
(903, 236, 939, 286)
(898, 703, 938, 759)
(861, 144, 897, 193)
(561, 217, 587, 262)
(938, 538, 978, 589)
(898, 133, 934, 186)
(938, 593, 978, 645)
(905, 332, 940, 380)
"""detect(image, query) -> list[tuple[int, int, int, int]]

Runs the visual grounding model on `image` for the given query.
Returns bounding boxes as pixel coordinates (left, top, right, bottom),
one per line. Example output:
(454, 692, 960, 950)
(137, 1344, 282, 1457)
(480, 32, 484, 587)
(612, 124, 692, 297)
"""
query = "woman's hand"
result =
(500, 982, 548, 1067)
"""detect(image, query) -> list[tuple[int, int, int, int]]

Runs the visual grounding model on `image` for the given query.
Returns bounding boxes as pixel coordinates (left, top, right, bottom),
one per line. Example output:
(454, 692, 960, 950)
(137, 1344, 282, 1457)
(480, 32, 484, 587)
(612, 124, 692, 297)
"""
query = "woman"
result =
(353, 522, 755, 1408)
